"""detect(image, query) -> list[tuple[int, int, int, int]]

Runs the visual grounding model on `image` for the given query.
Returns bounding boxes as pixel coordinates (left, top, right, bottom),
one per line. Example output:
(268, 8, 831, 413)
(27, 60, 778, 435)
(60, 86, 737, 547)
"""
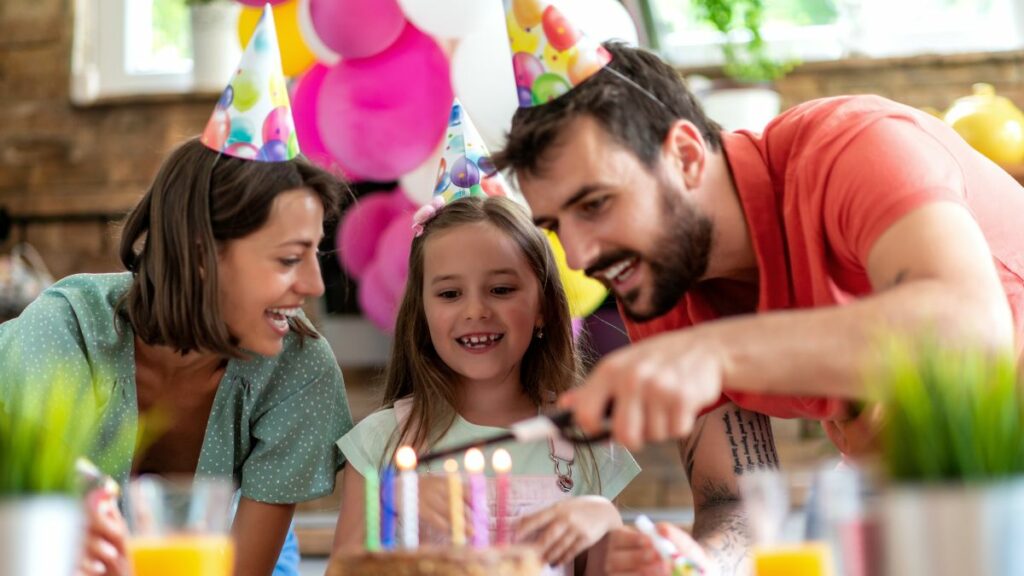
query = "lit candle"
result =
(395, 446, 419, 549)
(465, 448, 489, 548)
(380, 466, 397, 550)
(492, 449, 511, 546)
(364, 467, 380, 551)
(444, 459, 466, 546)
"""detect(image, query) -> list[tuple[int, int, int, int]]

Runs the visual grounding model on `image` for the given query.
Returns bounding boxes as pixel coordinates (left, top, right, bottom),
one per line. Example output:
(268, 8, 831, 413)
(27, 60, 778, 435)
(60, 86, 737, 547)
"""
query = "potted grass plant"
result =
(876, 340, 1024, 576)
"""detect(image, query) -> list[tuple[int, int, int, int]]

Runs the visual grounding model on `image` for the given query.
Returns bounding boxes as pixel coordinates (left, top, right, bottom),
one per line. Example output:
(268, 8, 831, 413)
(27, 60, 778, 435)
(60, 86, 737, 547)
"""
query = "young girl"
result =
(332, 195, 640, 574)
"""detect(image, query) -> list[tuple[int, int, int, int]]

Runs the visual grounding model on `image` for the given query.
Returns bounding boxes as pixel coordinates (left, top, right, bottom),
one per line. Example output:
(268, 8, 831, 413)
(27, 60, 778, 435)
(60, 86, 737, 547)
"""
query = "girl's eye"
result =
(492, 286, 516, 296)
(279, 258, 302, 267)
(438, 290, 459, 299)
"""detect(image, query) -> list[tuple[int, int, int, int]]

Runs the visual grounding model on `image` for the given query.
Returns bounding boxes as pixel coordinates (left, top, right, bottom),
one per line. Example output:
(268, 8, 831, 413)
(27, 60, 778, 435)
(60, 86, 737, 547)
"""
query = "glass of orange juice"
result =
(740, 466, 868, 576)
(125, 475, 236, 576)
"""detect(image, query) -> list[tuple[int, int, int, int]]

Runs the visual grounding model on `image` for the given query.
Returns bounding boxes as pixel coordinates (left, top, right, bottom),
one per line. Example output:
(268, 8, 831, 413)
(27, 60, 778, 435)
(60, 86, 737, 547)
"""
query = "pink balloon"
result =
(291, 64, 333, 170)
(376, 214, 415, 298)
(336, 192, 403, 280)
(309, 0, 406, 59)
(317, 24, 452, 182)
(235, 0, 288, 5)
(359, 259, 401, 332)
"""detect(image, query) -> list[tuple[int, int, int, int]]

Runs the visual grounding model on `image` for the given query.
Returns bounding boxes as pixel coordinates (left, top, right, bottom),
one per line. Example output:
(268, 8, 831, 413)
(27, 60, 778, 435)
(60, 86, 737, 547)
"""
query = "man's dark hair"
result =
(493, 41, 722, 178)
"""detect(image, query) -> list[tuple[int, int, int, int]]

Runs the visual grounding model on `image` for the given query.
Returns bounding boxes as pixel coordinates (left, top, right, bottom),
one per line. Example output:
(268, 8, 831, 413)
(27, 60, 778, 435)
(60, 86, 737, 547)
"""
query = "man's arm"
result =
(681, 402, 779, 576)
(707, 202, 1013, 399)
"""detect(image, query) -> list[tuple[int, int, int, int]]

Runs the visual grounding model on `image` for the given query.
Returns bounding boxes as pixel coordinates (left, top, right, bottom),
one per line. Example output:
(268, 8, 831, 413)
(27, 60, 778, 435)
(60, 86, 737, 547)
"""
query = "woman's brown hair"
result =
(381, 196, 598, 486)
(118, 137, 346, 358)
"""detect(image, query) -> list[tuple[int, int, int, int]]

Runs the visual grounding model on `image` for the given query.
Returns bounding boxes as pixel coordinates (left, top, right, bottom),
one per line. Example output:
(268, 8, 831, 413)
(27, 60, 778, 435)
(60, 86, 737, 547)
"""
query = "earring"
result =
(536, 327, 544, 339)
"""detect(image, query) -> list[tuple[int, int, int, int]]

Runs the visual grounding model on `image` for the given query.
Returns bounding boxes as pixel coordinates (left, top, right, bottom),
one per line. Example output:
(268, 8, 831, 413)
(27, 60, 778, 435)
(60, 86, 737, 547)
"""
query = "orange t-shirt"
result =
(622, 95, 1024, 435)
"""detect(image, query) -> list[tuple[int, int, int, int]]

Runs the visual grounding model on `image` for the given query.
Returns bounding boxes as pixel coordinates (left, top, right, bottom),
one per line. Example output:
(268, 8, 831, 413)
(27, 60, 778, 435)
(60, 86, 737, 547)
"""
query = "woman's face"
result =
(217, 189, 325, 356)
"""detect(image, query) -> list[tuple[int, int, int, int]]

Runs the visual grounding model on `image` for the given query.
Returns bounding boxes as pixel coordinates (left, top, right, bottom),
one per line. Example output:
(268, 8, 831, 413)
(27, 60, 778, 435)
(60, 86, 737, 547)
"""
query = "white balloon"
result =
(557, 0, 640, 46)
(399, 142, 445, 206)
(297, 0, 340, 65)
(398, 0, 491, 40)
(450, 0, 518, 152)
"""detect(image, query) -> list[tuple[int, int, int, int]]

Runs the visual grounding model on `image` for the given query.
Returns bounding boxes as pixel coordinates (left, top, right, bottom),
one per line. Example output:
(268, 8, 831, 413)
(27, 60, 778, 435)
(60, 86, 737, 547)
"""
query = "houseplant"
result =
(690, 0, 793, 82)
(184, 0, 242, 91)
(876, 339, 1024, 576)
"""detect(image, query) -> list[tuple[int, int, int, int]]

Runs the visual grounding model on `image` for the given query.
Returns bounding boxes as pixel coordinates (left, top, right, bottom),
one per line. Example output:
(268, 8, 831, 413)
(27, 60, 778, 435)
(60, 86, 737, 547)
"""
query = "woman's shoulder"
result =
(348, 408, 399, 436)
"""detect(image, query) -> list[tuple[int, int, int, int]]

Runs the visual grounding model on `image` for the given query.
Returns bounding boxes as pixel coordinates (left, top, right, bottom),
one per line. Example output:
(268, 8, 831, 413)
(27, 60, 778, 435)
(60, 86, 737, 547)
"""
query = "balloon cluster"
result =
(229, 0, 638, 331)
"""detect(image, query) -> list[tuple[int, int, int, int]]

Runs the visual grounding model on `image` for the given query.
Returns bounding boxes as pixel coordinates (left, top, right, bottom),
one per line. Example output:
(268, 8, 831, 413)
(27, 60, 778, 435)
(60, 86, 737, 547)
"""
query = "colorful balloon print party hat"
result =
(201, 4, 299, 162)
(433, 100, 510, 203)
(504, 0, 613, 107)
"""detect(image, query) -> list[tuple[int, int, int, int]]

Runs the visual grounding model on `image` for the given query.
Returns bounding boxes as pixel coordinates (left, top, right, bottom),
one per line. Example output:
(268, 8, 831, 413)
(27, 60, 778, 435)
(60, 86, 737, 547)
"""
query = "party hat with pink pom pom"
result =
(504, 0, 612, 107)
(200, 4, 299, 162)
(432, 99, 511, 203)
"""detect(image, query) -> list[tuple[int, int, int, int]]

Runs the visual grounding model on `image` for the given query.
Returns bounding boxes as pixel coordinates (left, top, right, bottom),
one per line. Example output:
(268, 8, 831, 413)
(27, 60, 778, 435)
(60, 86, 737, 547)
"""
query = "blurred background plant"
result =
(877, 339, 1024, 482)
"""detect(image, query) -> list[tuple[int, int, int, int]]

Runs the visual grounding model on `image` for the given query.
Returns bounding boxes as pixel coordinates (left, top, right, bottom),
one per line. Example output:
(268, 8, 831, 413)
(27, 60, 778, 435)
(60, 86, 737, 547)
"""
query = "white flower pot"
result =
(882, 480, 1024, 576)
(688, 78, 781, 133)
(190, 2, 242, 92)
(0, 496, 85, 576)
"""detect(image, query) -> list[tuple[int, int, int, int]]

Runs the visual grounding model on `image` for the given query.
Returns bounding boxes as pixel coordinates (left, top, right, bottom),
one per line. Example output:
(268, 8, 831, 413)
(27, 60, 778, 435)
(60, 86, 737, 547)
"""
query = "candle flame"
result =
(492, 448, 512, 473)
(464, 448, 485, 473)
(444, 458, 460, 474)
(396, 446, 417, 471)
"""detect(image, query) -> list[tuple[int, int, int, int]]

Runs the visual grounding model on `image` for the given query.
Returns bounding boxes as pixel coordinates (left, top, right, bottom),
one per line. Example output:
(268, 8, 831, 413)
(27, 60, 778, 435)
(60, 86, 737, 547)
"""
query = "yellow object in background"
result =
(129, 535, 235, 576)
(545, 230, 608, 318)
(944, 83, 1024, 165)
(238, 0, 315, 77)
(753, 542, 833, 576)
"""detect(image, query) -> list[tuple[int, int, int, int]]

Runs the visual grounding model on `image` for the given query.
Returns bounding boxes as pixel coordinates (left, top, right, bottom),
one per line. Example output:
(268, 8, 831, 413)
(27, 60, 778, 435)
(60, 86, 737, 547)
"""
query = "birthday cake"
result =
(327, 546, 543, 576)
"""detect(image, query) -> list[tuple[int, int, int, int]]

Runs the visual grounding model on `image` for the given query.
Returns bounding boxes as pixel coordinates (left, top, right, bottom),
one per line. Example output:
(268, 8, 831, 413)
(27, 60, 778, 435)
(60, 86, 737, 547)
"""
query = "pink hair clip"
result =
(411, 196, 447, 237)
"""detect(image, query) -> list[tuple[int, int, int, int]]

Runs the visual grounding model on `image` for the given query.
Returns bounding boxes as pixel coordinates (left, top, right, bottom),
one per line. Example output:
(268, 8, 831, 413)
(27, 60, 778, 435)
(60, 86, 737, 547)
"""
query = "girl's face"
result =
(217, 189, 325, 356)
(422, 221, 543, 389)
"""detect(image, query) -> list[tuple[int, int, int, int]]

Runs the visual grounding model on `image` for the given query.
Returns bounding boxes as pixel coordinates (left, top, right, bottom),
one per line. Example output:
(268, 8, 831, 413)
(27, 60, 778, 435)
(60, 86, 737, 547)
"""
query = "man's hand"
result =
(516, 496, 623, 567)
(605, 524, 714, 576)
(559, 333, 724, 451)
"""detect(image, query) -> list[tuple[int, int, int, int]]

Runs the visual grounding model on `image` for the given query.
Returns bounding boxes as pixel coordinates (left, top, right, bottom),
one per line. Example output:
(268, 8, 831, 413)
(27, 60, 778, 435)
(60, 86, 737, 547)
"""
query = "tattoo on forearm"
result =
(681, 416, 708, 481)
(694, 479, 749, 576)
(724, 411, 779, 475)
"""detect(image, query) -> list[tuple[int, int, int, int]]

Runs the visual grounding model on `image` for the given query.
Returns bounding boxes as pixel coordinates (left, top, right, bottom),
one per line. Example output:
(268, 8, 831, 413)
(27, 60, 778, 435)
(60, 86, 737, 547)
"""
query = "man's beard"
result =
(591, 181, 713, 322)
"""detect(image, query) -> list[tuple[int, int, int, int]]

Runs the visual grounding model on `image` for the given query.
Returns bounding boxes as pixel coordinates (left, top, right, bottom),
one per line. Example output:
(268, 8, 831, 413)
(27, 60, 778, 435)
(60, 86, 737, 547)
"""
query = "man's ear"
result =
(662, 120, 707, 189)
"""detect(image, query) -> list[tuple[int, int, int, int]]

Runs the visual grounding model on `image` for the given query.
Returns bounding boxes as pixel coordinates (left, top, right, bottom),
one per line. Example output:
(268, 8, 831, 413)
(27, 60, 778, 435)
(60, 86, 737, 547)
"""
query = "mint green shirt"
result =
(0, 273, 352, 504)
(337, 408, 641, 500)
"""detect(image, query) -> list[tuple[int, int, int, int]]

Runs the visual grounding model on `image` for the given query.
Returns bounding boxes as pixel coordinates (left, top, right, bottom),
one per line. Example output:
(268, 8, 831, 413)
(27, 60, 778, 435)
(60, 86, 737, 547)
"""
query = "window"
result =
(72, 0, 192, 104)
(644, 0, 1023, 68)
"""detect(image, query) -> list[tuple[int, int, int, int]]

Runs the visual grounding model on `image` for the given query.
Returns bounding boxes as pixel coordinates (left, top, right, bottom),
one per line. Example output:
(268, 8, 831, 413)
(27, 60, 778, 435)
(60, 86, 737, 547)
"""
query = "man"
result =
(495, 41, 1024, 573)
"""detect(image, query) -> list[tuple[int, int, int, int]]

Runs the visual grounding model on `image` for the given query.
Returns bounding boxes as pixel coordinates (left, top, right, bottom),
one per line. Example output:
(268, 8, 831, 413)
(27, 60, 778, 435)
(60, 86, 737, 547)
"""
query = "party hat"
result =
(433, 100, 510, 203)
(504, 0, 612, 107)
(201, 5, 299, 162)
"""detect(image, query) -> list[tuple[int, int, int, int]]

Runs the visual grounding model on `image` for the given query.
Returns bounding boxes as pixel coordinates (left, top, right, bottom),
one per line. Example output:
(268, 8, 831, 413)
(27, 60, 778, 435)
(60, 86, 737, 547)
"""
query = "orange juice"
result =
(128, 535, 235, 576)
(753, 542, 833, 576)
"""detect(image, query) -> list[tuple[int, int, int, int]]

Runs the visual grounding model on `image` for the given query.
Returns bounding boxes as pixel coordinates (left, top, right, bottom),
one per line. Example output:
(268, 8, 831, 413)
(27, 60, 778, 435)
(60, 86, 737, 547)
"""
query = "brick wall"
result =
(0, 0, 215, 278)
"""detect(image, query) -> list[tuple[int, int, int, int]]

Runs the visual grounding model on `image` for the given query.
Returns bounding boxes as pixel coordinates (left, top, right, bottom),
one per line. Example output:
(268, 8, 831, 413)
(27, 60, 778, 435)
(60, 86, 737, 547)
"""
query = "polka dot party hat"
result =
(201, 4, 299, 162)
(432, 99, 510, 204)
(504, 0, 613, 108)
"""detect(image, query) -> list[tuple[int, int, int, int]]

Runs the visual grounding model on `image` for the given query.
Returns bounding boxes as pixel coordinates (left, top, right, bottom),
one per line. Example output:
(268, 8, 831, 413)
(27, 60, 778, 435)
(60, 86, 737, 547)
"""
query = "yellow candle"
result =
(444, 458, 466, 546)
(128, 535, 234, 576)
(753, 542, 833, 576)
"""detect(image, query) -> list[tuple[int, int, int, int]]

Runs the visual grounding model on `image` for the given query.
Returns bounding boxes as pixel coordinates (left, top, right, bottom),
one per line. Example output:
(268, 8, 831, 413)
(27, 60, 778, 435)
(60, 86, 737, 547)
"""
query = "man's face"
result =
(519, 116, 712, 322)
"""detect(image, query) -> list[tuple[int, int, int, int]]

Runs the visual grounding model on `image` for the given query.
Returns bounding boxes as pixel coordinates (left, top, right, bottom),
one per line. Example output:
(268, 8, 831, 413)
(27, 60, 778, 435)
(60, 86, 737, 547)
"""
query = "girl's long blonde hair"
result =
(380, 196, 598, 486)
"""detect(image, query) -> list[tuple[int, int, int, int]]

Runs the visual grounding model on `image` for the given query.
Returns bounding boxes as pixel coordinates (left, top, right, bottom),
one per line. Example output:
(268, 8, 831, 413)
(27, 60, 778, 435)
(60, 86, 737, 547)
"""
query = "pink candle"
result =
(464, 448, 489, 548)
(492, 449, 511, 546)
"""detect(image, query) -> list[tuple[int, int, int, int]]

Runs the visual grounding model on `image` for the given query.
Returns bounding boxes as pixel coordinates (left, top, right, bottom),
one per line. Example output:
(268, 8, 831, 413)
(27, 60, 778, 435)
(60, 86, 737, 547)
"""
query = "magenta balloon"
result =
(235, 0, 288, 6)
(376, 215, 415, 298)
(317, 24, 452, 182)
(309, 0, 406, 59)
(358, 259, 400, 332)
(336, 192, 403, 280)
(291, 64, 333, 170)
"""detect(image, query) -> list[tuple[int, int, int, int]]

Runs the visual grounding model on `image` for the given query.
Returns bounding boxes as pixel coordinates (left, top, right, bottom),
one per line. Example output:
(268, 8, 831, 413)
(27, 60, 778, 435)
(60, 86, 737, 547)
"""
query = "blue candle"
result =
(381, 466, 397, 549)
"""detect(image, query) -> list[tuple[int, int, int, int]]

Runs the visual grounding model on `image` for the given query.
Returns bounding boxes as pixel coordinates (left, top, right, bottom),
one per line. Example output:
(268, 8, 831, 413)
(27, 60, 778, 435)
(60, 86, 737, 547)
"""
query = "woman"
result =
(0, 137, 353, 575)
